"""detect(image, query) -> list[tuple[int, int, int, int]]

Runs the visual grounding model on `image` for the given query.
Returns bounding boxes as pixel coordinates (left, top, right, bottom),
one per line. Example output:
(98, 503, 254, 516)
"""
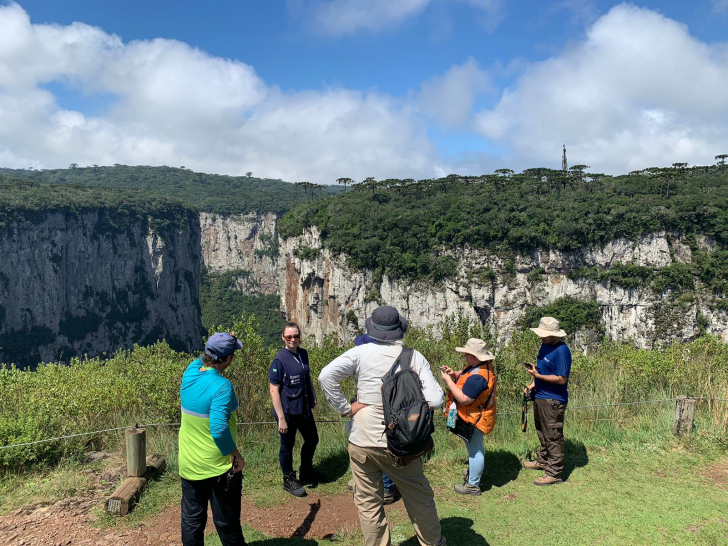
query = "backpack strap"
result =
(384, 346, 414, 379)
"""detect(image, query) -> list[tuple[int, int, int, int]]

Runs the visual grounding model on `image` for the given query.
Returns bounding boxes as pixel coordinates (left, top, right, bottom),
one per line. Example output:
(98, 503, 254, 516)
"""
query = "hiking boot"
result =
(523, 460, 546, 471)
(462, 467, 469, 485)
(454, 483, 482, 496)
(346, 478, 354, 491)
(383, 487, 401, 505)
(534, 475, 563, 486)
(283, 473, 307, 497)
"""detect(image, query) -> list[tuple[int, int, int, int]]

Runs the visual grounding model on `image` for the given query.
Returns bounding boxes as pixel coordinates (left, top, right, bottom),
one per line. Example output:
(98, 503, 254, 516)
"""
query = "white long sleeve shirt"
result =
(318, 340, 444, 448)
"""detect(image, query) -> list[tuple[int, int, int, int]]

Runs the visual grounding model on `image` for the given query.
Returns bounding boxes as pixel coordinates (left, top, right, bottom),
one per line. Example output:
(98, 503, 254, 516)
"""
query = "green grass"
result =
(1, 403, 726, 545)
(1, 319, 727, 544)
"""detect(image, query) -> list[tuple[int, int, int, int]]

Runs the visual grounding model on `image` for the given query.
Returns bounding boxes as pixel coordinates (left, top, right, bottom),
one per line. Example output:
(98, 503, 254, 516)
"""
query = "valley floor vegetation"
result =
(1, 315, 727, 544)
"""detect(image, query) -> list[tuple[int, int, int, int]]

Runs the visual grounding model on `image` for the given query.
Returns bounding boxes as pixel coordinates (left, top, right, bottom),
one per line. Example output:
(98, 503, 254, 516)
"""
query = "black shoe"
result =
(383, 487, 401, 505)
(283, 473, 307, 497)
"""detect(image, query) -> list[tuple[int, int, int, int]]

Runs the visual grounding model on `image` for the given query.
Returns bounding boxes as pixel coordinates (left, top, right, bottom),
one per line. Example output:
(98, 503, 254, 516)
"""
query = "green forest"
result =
(1, 165, 340, 216)
(0, 175, 194, 234)
(279, 164, 728, 282)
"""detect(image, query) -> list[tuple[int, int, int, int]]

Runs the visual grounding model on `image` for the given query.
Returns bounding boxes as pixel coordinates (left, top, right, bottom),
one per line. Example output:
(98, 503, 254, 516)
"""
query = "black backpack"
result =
(381, 347, 435, 464)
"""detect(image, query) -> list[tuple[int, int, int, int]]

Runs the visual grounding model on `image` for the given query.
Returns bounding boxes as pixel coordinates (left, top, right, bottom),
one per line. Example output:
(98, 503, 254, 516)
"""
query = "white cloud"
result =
(310, 0, 431, 35)
(307, 0, 505, 36)
(0, 3, 437, 183)
(418, 58, 491, 128)
(474, 3, 728, 173)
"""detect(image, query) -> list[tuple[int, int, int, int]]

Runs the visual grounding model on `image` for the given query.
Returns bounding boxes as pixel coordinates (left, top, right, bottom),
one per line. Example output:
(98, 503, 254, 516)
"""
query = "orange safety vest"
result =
(446, 363, 497, 434)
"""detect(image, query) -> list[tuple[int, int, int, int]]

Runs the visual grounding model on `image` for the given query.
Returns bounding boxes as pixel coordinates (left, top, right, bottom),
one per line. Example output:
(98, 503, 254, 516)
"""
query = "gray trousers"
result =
(533, 398, 566, 479)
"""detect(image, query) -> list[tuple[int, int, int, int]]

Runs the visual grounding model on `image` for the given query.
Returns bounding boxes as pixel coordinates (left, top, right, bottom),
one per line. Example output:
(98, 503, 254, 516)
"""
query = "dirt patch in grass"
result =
(0, 489, 388, 544)
(702, 458, 728, 488)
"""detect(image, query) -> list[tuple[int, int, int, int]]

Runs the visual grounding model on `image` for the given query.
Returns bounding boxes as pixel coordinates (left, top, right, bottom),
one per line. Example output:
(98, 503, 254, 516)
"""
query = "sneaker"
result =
(534, 475, 563, 486)
(523, 461, 546, 470)
(383, 487, 401, 505)
(283, 473, 307, 497)
(454, 483, 482, 496)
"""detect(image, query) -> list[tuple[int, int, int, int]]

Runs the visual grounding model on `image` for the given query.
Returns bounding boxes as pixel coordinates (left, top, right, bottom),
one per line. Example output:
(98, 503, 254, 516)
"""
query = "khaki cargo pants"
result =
(348, 443, 446, 546)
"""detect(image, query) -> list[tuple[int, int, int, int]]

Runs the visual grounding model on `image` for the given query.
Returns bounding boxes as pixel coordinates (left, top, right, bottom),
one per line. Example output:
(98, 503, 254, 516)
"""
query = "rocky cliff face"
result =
(200, 212, 279, 293)
(0, 210, 202, 368)
(278, 228, 728, 348)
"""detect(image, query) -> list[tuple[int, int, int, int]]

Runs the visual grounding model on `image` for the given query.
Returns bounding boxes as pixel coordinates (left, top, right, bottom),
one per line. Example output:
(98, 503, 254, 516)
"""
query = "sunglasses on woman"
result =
(283, 334, 300, 340)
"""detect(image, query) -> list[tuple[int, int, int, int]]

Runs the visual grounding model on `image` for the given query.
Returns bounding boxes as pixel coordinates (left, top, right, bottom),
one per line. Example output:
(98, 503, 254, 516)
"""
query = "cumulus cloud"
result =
(418, 58, 491, 128)
(0, 3, 437, 182)
(474, 3, 728, 173)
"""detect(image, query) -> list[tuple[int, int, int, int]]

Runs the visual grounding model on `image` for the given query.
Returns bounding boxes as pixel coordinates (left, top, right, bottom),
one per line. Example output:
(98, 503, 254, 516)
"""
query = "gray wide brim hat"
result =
(365, 305, 408, 341)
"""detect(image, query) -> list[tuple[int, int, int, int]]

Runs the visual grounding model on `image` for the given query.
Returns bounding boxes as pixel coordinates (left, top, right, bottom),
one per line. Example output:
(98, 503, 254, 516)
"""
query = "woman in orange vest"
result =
(440, 338, 497, 496)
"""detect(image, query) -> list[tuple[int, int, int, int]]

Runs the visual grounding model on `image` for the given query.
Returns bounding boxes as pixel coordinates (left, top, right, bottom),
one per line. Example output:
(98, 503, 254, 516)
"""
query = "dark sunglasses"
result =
(283, 334, 301, 340)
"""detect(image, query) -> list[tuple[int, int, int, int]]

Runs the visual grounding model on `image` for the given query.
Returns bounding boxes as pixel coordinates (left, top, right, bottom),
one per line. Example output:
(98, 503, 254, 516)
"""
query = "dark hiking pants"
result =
(181, 472, 246, 546)
(278, 412, 319, 475)
(533, 398, 566, 479)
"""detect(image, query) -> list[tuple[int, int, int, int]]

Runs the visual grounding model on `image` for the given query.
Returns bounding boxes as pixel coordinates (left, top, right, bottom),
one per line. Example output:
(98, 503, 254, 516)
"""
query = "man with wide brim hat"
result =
(523, 317, 572, 486)
(319, 305, 447, 546)
(364, 305, 408, 341)
(440, 338, 497, 496)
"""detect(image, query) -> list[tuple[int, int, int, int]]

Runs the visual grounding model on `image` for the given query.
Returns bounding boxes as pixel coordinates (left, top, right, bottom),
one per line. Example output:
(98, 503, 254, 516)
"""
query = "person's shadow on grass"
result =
(479, 449, 521, 491)
(248, 539, 317, 545)
(562, 438, 588, 481)
(400, 516, 489, 546)
(304, 448, 350, 487)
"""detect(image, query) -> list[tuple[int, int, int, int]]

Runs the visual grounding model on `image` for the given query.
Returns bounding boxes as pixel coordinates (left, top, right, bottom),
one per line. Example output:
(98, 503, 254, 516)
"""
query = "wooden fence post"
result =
(125, 427, 146, 477)
(672, 396, 697, 436)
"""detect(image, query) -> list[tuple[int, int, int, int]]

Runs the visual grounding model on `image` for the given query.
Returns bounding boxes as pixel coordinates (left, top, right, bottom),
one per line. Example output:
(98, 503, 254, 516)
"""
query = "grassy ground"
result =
(3, 402, 726, 545)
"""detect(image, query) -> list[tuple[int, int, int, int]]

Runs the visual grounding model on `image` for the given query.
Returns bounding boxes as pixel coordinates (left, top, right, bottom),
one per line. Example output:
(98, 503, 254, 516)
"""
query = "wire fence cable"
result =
(2, 396, 727, 451)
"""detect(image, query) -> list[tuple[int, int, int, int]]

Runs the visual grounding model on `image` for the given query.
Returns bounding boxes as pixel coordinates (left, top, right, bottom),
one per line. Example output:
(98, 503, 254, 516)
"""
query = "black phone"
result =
(523, 362, 534, 370)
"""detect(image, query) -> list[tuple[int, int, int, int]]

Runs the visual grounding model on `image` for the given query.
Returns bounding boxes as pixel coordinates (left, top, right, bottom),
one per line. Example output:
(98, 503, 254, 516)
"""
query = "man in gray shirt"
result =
(319, 306, 447, 546)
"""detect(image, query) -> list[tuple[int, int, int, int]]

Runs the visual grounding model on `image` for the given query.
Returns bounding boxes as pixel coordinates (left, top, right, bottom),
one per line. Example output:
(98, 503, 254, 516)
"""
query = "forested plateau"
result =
(2, 162, 728, 366)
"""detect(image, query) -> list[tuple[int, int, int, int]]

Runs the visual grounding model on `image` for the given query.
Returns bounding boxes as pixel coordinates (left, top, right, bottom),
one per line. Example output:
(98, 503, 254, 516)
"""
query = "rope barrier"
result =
(1, 397, 726, 451)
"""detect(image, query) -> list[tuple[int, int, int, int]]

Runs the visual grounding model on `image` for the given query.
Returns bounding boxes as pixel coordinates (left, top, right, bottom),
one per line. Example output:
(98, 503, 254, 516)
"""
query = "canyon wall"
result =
(0, 210, 202, 367)
(277, 228, 728, 348)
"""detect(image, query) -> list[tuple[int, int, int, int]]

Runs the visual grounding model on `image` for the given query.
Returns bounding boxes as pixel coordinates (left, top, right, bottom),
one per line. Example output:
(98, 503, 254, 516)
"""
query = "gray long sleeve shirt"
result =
(318, 340, 444, 448)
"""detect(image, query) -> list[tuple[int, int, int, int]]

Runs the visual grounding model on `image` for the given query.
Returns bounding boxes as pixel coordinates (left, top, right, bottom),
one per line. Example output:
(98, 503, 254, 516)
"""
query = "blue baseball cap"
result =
(204, 332, 243, 361)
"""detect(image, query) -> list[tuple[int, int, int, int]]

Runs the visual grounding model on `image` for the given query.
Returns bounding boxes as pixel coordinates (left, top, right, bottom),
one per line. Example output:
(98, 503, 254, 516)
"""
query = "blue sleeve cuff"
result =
(212, 433, 236, 457)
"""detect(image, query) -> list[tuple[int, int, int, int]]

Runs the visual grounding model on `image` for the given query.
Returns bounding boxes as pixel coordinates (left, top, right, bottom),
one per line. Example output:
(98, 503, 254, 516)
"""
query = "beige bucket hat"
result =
(530, 316, 567, 338)
(455, 338, 495, 362)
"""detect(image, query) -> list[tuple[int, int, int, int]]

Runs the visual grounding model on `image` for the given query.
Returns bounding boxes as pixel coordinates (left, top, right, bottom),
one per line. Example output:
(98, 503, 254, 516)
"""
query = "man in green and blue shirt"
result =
(179, 332, 246, 546)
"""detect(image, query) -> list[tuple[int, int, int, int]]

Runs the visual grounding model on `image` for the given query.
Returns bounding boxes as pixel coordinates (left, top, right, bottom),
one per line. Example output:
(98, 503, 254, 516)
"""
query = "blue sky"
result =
(2, 1, 728, 182)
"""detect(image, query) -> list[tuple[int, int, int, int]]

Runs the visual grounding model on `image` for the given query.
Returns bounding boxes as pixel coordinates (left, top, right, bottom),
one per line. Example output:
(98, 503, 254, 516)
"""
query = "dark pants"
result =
(533, 398, 566, 479)
(181, 472, 246, 546)
(278, 412, 319, 475)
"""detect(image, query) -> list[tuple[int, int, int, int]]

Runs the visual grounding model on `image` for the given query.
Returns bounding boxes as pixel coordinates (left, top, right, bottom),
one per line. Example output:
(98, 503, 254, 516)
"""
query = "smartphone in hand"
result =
(523, 362, 534, 371)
